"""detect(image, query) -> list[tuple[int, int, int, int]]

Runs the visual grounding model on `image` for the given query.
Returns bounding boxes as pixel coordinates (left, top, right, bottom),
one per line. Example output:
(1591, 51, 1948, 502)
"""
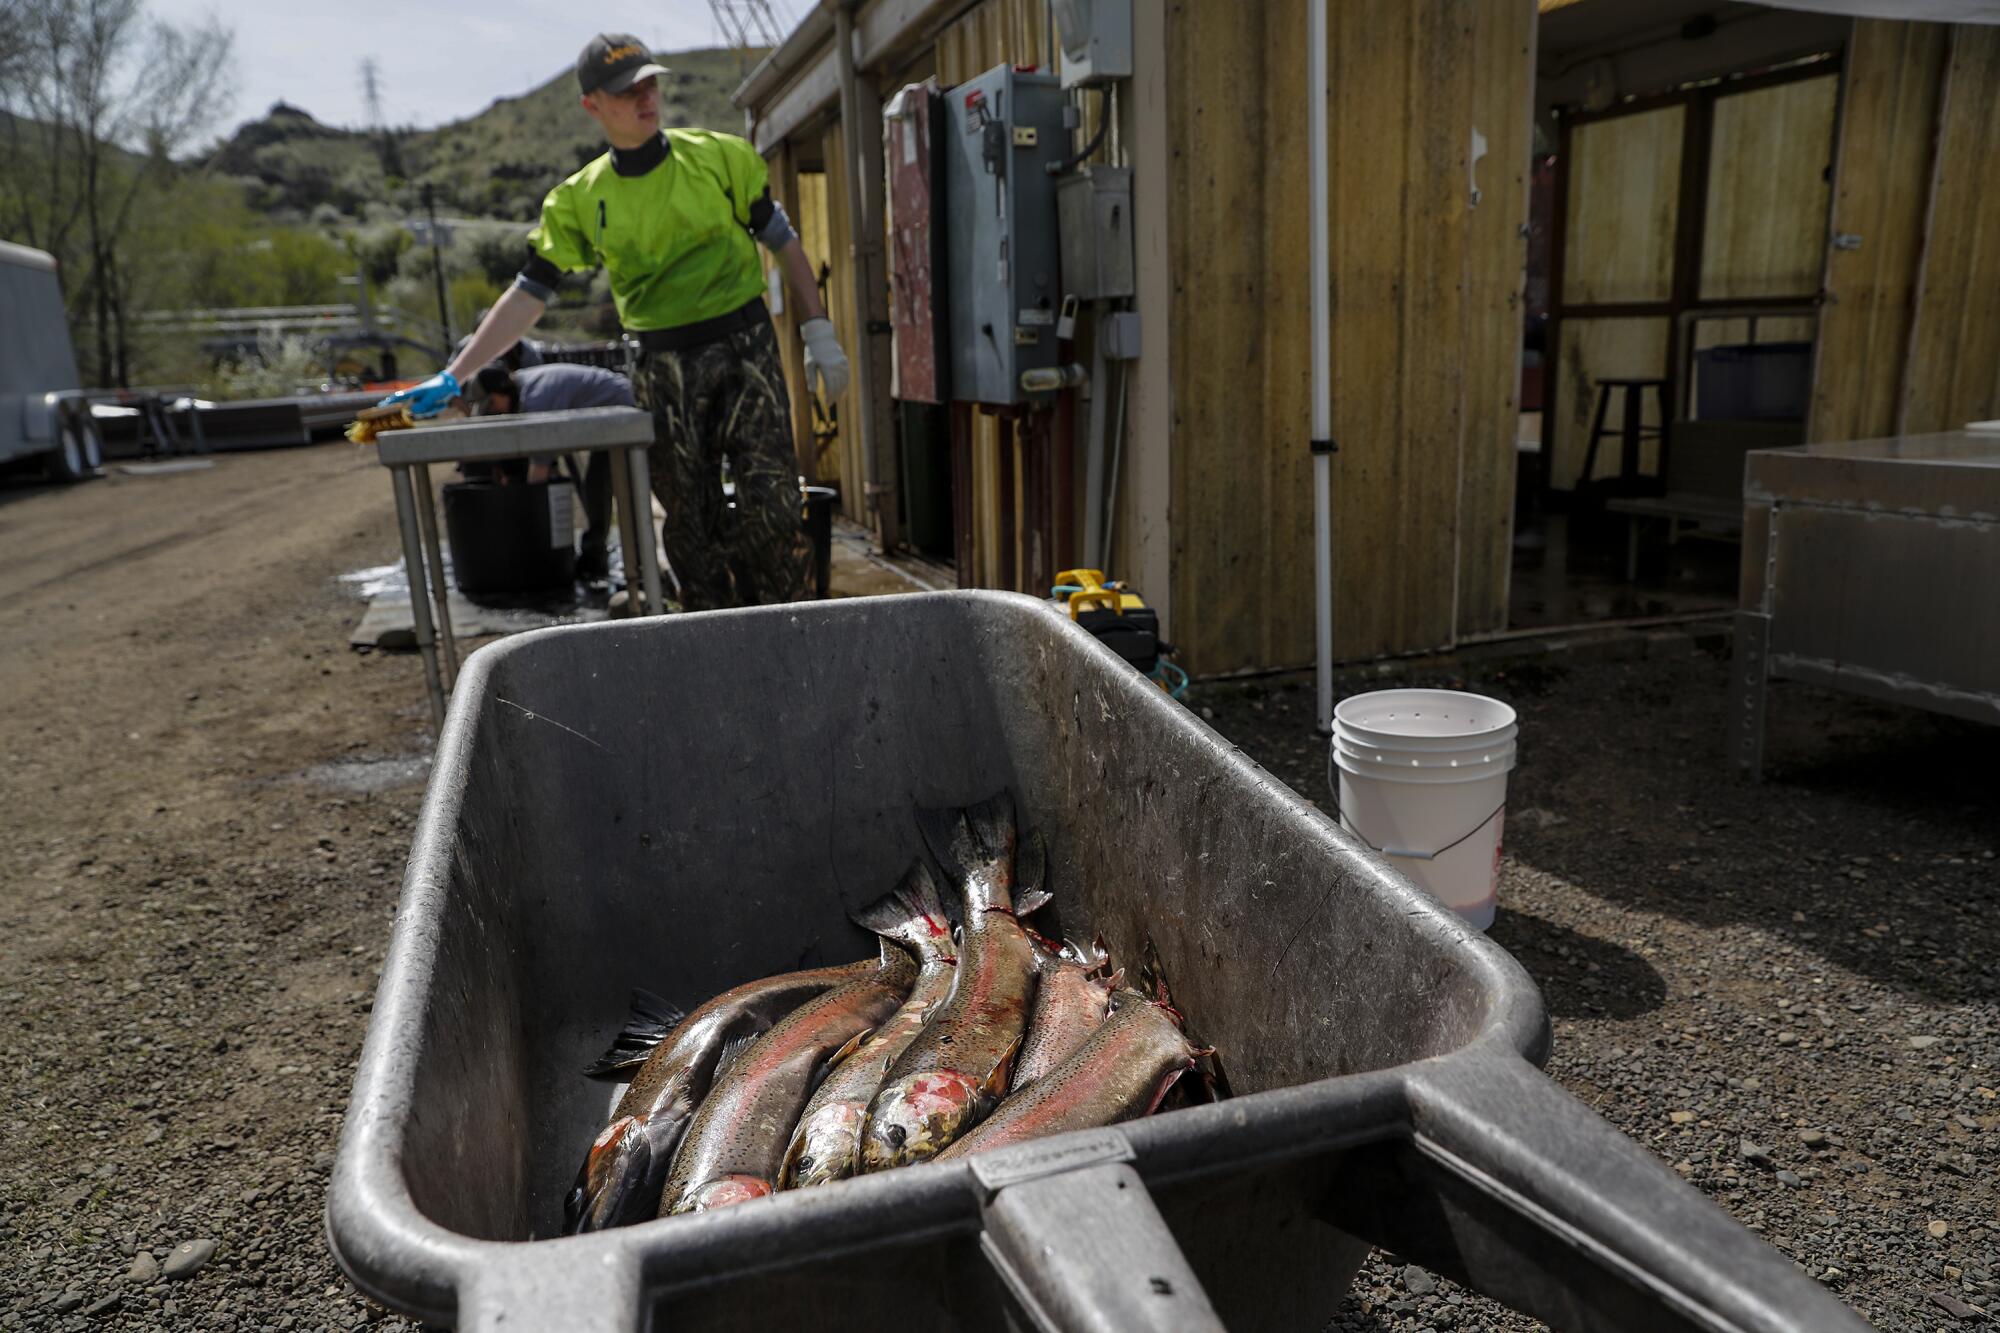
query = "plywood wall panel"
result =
(1701, 74, 1838, 301)
(1900, 24, 2000, 433)
(1166, 0, 1289, 669)
(818, 121, 868, 512)
(1808, 19, 1948, 443)
(1564, 106, 1683, 305)
(1166, 0, 1532, 670)
(1456, 0, 1533, 640)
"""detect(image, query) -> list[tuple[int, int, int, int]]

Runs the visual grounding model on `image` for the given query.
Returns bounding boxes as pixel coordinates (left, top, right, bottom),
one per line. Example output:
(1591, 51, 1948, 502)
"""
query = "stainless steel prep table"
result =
(375, 406, 665, 725)
(1731, 430, 2000, 776)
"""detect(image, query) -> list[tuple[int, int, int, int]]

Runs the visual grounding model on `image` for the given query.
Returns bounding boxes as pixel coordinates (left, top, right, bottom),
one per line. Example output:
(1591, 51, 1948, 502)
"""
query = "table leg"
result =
(625, 447, 665, 616)
(607, 444, 641, 612)
(412, 463, 458, 683)
(390, 465, 446, 728)
(1729, 610, 1771, 781)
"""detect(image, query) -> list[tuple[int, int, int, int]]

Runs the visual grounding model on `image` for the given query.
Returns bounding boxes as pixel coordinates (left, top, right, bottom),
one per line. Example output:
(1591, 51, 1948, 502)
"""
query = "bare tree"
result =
(0, 0, 232, 385)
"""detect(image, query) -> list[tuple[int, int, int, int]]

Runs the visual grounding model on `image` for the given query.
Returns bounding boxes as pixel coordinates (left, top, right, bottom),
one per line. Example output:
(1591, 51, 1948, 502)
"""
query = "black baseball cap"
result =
(576, 33, 670, 95)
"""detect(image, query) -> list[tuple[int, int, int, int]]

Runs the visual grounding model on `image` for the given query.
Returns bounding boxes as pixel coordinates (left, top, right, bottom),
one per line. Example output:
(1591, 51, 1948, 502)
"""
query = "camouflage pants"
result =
(632, 318, 809, 610)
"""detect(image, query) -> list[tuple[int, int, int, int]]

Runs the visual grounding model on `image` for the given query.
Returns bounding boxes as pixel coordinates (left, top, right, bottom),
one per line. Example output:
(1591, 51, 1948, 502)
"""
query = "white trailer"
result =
(1, 239, 102, 481)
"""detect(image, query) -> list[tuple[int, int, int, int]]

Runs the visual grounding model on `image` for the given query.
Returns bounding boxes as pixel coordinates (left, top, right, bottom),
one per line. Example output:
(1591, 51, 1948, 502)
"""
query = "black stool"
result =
(1575, 377, 1668, 490)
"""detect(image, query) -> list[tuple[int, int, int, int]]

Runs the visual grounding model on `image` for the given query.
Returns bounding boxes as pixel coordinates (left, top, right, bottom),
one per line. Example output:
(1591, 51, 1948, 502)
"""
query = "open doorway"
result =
(1512, 1, 1843, 631)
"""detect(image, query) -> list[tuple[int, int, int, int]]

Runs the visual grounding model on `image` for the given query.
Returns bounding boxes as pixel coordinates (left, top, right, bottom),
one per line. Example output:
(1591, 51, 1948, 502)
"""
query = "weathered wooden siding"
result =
(1565, 107, 1683, 305)
(1700, 75, 1838, 301)
(1808, 20, 1948, 443)
(1168, 0, 1533, 670)
(1457, 0, 1536, 641)
(1899, 24, 2000, 433)
(818, 119, 869, 512)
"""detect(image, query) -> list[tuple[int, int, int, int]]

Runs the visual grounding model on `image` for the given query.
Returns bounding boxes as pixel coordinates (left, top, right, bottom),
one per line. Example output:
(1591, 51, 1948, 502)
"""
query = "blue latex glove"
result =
(376, 370, 461, 419)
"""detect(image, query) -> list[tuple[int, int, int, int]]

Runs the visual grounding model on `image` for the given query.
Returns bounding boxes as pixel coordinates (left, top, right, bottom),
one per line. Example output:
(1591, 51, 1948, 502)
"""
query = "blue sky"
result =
(148, 0, 804, 136)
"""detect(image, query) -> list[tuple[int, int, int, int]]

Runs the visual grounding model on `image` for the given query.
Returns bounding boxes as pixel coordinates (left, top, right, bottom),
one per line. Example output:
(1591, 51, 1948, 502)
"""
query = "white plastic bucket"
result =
(1330, 689, 1517, 930)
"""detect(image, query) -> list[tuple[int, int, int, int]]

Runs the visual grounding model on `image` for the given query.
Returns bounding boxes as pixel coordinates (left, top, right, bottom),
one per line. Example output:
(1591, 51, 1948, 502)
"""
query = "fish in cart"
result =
(861, 794, 1039, 1170)
(781, 862, 959, 1189)
(566, 956, 883, 1232)
(1010, 936, 1121, 1090)
(661, 891, 933, 1213)
(935, 984, 1207, 1162)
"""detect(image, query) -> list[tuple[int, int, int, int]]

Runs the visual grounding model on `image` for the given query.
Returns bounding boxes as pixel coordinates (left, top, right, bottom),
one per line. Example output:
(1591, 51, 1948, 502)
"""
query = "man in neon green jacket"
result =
(382, 34, 847, 609)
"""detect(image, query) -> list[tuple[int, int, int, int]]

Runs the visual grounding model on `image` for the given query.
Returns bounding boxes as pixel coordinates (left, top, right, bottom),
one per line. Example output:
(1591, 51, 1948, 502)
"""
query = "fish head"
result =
(565, 1115, 650, 1233)
(565, 1108, 686, 1233)
(861, 1070, 988, 1171)
(676, 1174, 774, 1213)
(784, 1101, 868, 1189)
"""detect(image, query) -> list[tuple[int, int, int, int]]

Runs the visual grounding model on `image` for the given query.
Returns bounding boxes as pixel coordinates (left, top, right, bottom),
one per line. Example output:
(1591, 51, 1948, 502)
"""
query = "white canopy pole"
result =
(1310, 0, 1335, 733)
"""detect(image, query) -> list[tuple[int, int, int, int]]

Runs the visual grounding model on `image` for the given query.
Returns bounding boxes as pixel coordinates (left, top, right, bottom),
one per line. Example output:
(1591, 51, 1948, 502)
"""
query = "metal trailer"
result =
(1731, 430, 2000, 777)
(0, 239, 102, 481)
(329, 592, 1870, 1332)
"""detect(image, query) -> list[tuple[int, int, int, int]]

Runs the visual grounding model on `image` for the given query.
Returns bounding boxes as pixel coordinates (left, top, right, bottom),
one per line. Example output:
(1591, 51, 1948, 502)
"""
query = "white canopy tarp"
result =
(1758, 0, 2000, 21)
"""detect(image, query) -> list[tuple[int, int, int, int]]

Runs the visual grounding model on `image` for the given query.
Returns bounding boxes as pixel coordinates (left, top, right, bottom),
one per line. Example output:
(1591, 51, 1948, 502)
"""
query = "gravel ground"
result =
(1199, 642, 1998, 1332)
(1, 448, 1993, 1330)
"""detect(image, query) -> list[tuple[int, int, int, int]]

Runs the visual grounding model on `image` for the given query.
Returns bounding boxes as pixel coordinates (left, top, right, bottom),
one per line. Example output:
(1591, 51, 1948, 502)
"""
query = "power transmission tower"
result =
(710, 0, 788, 73)
(359, 57, 404, 177)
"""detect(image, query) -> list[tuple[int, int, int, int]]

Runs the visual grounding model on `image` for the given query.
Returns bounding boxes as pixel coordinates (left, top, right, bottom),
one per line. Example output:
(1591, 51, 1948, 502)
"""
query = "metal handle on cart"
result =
(1330, 1052, 1874, 1333)
(970, 1131, 1225, 1333)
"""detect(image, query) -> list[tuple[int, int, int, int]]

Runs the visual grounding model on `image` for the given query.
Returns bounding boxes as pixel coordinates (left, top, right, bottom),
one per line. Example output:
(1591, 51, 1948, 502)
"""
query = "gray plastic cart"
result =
(327, 591, 1870, 1332)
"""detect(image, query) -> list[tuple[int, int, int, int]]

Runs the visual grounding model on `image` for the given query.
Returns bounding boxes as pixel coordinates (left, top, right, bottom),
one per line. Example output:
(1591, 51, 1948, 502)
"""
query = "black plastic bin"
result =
(327, 592, 1871, 1332)
(441, 478, 576, 595)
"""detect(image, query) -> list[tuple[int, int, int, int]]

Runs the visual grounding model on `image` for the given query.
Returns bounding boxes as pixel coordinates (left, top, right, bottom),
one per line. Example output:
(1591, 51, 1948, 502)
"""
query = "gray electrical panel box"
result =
(945, 65, 1068, 406)
(1053, 0, 1133, 88)
(1056, 166, 1134, 301)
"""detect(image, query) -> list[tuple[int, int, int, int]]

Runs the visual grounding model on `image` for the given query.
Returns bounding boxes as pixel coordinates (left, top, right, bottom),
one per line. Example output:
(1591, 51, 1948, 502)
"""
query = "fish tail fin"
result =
(1013, 830, 1052, 915)
(582, 989, 688, 1077)
(852, 861, 955, 963)
(1100, 967, 1126, 1016)
(916, 792, 1017, 904)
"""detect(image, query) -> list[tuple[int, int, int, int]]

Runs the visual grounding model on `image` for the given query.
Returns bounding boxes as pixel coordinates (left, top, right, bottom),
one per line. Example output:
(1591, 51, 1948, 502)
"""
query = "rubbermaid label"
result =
(966, 1130, 1134, 1193)
(547, 481, 574, 550)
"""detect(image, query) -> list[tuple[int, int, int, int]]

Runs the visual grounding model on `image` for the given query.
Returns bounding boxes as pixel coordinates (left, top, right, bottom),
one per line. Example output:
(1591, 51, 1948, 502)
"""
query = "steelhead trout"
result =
(781, 862, 958, 1189)
(662, 945, 916, 1214)
(935, 994, 1203, 1162)
(565, 957, 878, 1232)
(1011, 938, 1121, 1090)
(861, 794, 1039, 1170)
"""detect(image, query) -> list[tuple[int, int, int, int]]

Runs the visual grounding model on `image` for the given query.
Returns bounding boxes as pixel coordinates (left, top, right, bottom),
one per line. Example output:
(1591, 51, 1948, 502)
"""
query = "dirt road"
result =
(1, 446, 433, 1328)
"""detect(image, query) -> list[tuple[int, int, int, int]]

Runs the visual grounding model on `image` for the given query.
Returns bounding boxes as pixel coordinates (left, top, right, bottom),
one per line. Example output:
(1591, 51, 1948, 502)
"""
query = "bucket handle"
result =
(1325, 747, 1505, 861)
(1335, 802, 1504, 863)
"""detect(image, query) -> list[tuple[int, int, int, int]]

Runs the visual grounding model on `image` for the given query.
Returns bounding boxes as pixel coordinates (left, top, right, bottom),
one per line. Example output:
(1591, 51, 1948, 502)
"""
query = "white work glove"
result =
(800, 317, 850, 400)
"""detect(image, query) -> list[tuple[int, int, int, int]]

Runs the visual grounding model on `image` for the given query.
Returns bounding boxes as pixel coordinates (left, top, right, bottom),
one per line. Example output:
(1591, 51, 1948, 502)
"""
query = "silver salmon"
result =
(935, 994, 1202, 1162)
(1011, 938, 1120, 1090)
(781, 862, 958, 1189)
(565, 956, 878, 1232)
(861, 794, 1039, 1170)
(662, 945, 915, 1214)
